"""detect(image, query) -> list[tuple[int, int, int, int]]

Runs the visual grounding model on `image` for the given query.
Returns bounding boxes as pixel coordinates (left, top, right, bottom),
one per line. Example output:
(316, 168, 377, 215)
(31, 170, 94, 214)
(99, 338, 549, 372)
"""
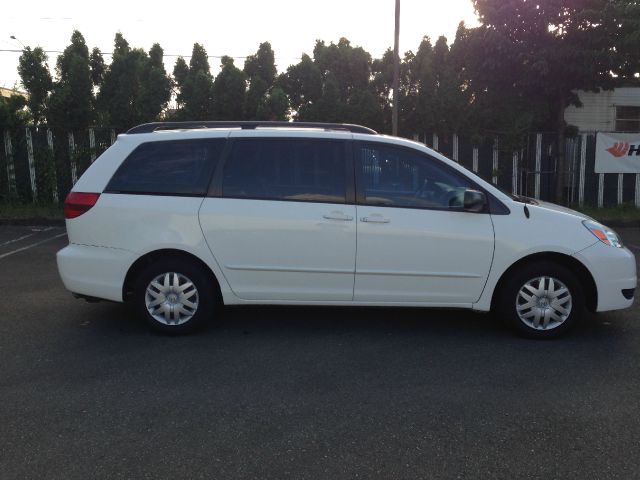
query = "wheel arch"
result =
(490, 252, 598, 312)
(122, 249, 223, 303)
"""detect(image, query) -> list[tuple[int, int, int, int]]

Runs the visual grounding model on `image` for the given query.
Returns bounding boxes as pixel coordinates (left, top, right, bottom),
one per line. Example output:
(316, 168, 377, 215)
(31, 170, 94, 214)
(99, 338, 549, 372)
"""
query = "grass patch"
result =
(576, 204, 640, 224)
(0, 201, 63, 221)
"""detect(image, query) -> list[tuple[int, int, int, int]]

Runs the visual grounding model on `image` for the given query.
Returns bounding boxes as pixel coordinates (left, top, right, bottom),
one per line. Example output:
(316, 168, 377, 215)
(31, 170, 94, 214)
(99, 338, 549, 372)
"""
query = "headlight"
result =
(583, 220, 623, 248)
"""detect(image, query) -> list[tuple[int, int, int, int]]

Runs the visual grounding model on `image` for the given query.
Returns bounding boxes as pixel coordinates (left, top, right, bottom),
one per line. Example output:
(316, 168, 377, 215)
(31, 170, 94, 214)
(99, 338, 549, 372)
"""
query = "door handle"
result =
(360, 215, 390, 223)
(323, 211, 354, 221)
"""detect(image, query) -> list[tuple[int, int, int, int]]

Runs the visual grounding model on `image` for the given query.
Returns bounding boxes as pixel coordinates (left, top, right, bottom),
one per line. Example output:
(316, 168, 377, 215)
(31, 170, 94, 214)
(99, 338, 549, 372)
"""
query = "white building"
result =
(564, 87, 640, 133)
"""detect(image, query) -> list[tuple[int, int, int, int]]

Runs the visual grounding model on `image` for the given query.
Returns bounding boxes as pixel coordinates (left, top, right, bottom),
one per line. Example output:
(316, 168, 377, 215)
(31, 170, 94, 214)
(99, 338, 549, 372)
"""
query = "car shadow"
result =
(87, 300, 625, 346)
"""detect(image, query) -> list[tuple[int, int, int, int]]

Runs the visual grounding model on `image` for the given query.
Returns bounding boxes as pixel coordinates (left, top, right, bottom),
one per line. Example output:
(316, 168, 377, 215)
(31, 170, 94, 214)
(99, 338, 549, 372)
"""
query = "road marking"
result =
(0, 234, 33, 247)
(0, 233, 66, 260)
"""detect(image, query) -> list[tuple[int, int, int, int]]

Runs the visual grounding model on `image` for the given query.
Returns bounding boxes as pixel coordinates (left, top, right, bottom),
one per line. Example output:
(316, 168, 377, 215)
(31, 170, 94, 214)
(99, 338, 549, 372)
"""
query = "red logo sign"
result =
(607, 142, 630, 158)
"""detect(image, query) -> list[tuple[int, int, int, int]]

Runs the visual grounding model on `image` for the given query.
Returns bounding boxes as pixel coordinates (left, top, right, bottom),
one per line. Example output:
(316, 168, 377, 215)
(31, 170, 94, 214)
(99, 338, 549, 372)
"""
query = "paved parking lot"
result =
(1, 225, 639, 479)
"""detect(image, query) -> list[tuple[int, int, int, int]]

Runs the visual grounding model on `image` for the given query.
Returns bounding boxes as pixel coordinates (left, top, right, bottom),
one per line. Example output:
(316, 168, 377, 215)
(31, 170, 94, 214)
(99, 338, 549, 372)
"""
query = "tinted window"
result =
(106, 139, 224, 195)
(358, 143, 473, 209)
(223, 139, 346, 203)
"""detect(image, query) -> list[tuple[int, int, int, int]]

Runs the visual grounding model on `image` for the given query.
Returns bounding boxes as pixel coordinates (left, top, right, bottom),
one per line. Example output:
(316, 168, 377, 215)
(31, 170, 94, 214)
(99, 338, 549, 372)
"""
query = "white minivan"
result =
(57, 121, 636, 337)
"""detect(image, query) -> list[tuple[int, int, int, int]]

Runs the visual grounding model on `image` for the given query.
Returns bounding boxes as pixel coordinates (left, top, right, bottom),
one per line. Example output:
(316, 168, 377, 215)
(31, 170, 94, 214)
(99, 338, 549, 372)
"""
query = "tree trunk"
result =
(553, 97, 567, 204)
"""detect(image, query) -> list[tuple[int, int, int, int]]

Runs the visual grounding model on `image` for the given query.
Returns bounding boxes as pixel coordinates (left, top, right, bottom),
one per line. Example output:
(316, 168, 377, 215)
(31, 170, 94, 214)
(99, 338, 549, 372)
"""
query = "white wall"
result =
(564, 87, 640, 132)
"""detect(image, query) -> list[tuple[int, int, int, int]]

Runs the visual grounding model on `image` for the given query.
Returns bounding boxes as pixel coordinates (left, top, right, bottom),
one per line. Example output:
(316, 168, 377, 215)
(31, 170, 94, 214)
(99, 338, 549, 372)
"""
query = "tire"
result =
(497, 261, 585, 339)
(132, 258, 218, 334)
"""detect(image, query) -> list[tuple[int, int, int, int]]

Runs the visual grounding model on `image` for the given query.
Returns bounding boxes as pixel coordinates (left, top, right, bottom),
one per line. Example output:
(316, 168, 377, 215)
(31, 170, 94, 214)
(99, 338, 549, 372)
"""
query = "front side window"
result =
(106, 139, 224, 195)
(223, 139, 347, 203)
(357, 142, 474, 209)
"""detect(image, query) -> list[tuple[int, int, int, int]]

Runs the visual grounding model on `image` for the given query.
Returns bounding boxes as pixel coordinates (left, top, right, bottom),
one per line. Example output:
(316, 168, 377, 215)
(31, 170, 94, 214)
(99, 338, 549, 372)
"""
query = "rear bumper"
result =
(56, 243, 135, 302)
(574, 242, 637, 312)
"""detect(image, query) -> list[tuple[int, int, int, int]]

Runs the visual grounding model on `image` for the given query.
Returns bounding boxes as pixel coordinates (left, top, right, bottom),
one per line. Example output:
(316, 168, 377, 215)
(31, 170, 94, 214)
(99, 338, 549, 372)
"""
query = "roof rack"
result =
(126, 121, 377, 135)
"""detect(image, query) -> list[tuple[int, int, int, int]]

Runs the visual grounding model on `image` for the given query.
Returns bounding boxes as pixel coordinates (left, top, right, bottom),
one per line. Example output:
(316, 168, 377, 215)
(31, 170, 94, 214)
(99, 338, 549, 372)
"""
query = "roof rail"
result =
(126, 121, 377, 135)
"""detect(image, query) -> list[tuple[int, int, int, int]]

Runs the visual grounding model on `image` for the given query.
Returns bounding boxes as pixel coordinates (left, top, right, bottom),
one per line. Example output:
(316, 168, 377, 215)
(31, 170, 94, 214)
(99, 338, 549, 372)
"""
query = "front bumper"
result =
(574, 242, 637, 312)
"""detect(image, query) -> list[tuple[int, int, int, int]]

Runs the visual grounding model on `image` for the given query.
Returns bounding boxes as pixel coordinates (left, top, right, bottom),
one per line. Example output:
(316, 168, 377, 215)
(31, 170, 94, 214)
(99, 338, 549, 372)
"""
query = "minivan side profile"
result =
(57, 122, 637, 338)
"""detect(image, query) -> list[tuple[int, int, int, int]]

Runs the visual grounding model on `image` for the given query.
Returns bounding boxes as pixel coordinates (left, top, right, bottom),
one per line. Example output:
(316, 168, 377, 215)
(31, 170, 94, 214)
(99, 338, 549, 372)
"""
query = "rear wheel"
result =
(498, 261, 585, 339)
(133, 258, 217, 334)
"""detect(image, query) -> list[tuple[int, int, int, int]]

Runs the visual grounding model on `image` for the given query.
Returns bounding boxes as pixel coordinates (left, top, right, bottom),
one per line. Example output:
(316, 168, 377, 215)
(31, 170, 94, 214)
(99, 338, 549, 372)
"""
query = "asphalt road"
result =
(1, 226, 639, 479)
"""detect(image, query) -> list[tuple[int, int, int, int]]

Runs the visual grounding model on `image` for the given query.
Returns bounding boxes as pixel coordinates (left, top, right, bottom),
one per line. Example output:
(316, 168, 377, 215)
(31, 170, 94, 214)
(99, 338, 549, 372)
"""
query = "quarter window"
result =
(223, 139, 347, 203)
(106, 139, 224, 195)
(357, 143, 474, 209)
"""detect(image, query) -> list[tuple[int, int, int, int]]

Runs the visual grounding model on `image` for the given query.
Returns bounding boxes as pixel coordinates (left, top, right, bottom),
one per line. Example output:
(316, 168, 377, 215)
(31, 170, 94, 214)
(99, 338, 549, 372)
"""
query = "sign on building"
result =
(595, 132, 640, 173)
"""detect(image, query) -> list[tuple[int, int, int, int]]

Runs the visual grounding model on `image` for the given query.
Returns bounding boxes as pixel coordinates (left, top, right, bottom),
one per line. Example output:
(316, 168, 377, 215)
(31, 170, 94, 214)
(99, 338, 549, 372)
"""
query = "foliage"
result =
(279, 54, 323, 118)
(17, 47, 52, 125)
(48, 30, 94, 131)
(97, 33, 171, 131)
(173, 44, 214, 120)
(282, 38, 384, 130)
(244, 42, 279, 119)
(7, 9, 640, 137)
(0, 200, 63, 220)
(0, 95, 28, 131)
(460, 0, 640, 200)
(211, 56, 246, 120)
(89, 47, 106, 88)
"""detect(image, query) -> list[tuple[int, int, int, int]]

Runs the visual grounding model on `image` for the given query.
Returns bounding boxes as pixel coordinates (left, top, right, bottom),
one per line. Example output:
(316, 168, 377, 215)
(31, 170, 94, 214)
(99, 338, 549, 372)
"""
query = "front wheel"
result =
(133, 259, 217, 334)
(498, 262, 585, 339)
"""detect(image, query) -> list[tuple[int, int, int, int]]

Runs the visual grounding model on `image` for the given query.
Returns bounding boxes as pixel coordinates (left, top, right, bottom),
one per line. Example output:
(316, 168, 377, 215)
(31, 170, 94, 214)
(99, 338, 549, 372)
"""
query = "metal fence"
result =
(413, 131, 640, 208)
(1, 127, 116, 204)
(1, 127, 639, 208)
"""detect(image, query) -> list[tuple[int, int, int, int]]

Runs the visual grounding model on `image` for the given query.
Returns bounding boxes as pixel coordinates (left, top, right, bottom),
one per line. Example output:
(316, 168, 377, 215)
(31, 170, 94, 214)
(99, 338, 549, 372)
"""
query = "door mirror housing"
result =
(463, 189, 486, 213)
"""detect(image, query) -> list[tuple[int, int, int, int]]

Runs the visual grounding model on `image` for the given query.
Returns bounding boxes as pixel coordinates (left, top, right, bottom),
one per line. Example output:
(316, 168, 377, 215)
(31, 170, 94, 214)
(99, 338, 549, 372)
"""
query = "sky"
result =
(0, 0, 479, 90)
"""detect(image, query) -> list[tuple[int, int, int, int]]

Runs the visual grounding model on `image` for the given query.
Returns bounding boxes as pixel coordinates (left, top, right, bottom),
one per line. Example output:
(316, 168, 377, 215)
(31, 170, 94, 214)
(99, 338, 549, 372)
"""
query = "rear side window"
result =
(106, 139, 225, 195)
(222, 138, 347, 203)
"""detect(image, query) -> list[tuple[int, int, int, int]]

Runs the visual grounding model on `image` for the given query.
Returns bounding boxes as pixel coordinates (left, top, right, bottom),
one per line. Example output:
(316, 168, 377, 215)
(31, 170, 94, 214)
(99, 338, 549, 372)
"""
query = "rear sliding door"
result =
(199, 135, 357, 301)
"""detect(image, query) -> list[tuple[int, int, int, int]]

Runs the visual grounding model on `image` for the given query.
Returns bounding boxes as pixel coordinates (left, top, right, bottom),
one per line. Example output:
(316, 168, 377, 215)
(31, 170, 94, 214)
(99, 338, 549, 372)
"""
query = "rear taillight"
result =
(64, 192, 100, 219)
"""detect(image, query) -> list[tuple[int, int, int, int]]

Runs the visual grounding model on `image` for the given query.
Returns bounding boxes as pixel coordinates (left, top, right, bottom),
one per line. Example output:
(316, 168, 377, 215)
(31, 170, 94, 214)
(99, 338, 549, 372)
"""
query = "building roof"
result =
(0, 87, 27, 99)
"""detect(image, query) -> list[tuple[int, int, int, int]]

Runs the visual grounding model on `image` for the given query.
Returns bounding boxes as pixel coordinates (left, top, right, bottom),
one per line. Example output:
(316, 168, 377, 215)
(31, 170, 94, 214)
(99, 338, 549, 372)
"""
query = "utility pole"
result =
(392, 0, 400, 136)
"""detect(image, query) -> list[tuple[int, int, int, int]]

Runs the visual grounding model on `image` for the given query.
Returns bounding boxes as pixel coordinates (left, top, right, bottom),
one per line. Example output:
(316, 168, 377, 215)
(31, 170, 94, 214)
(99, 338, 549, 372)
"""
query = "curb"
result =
(0, 218, 65, 227)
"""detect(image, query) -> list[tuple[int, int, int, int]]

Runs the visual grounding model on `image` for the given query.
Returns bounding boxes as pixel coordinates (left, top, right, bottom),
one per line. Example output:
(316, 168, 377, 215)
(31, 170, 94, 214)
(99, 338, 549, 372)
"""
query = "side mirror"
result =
(463, 189, 486, 213)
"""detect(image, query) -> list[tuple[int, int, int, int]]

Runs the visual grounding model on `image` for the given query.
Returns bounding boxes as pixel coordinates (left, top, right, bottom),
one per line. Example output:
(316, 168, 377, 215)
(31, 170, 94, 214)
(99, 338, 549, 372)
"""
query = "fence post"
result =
(512, 151, 518, 194)
(578, 133, 587, 207)
(452, 134, 459, 162)
(25, 127, 37, 202)
(472, 147, 478, 173)
(68, 132, 78, 185)
(89, 128, 96, 162)
(432, 133, 439, 151)
(110, 129, 116, 145)
(3, 130, 17, 197)
(534, 133, 542, 199)
(492, 137, 498, 185)
(46, 129, 59, 203)
(617, 173, 624, 205)
(598, 173, 604, 208)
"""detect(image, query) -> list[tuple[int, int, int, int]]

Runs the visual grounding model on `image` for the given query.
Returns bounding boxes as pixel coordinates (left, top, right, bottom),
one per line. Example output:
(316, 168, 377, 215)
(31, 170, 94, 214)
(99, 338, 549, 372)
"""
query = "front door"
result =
(353, 141, 495, 304)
